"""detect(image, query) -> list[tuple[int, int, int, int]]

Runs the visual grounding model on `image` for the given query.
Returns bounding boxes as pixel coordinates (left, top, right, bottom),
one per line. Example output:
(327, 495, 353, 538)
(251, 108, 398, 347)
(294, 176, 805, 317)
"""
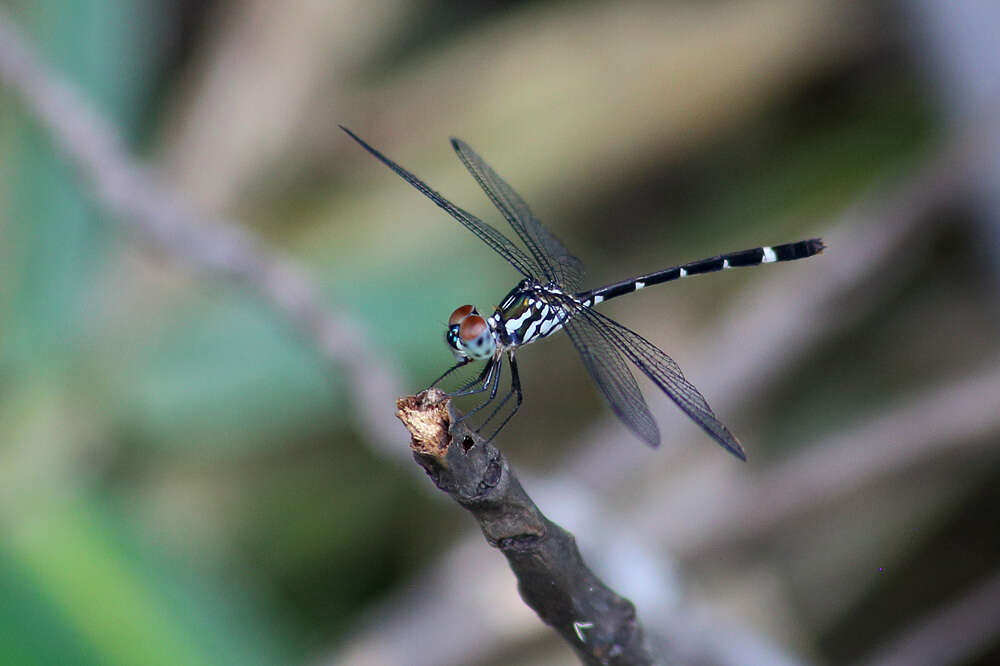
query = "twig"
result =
(397, 390, 663, 666)
(0, 9, 406, 456)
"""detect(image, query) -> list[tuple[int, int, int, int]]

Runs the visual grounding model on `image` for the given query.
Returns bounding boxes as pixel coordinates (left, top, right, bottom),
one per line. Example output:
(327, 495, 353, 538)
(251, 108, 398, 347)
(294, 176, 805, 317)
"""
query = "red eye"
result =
(459, 315, 488, 341)
(449, 304, 475, 326)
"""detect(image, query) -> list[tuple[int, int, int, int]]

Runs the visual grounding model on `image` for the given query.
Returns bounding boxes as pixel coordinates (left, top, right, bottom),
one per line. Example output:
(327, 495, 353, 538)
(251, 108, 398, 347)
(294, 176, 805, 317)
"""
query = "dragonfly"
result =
(342, 126, 824, 459)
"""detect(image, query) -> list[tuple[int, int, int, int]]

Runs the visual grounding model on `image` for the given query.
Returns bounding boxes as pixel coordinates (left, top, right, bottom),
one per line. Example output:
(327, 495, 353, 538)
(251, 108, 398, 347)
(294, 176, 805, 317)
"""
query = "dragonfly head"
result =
(446, 305, 496, 360)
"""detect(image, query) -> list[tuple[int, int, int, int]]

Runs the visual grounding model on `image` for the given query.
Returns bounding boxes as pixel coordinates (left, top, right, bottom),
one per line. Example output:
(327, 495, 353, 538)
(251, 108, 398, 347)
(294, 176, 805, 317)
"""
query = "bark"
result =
(397, 390, 665, 666)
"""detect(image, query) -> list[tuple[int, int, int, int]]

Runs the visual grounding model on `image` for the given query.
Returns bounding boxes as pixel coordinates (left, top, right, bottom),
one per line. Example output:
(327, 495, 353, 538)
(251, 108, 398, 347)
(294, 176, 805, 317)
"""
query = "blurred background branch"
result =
(0, 7, 406, 458)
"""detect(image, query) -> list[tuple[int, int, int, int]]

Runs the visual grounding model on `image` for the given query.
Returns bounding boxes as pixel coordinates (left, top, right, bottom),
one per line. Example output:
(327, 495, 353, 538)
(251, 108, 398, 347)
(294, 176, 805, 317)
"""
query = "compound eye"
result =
(449, 304, 475, 326)
(459, 315, 488, 342)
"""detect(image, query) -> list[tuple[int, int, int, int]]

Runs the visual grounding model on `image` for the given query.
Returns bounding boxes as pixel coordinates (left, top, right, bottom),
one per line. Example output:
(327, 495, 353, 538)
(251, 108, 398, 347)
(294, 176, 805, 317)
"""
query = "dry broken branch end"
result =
(396, 389, 452, 458)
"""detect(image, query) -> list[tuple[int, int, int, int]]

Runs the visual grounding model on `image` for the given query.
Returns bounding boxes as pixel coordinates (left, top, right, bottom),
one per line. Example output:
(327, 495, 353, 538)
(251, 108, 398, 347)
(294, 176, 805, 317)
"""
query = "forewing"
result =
(451, 138, 585, 292)
(341, 126, 541, 280)
(569, 301, 746, 459)
(562, 310, 659, 447)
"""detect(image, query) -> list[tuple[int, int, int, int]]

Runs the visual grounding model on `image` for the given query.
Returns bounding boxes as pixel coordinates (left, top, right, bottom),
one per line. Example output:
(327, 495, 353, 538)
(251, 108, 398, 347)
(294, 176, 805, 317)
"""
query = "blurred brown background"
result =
(1, 1, 999, 665)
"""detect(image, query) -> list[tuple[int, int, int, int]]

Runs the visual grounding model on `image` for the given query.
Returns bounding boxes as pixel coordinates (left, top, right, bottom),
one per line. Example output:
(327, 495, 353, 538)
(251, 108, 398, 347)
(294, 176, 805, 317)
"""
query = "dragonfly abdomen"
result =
(578, 238, 824, 306)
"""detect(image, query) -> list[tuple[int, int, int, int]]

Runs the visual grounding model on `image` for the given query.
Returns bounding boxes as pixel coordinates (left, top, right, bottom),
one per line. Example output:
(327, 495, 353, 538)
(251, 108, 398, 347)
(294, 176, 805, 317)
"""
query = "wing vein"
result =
(451, 138, 585, 291)
(561, 297, 745, 459)
(341, 127, 541, 279)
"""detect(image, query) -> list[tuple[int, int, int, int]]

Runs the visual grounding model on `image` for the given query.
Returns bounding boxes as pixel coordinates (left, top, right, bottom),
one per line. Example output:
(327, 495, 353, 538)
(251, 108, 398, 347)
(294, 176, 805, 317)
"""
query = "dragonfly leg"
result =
(442, 357, 494, 399)
(454, 359, 493, 395)
(428, 357, 474, 389)
(456, 356, 503, 432)
(480, 352, 524, 442)
(457, 354, 506, 424)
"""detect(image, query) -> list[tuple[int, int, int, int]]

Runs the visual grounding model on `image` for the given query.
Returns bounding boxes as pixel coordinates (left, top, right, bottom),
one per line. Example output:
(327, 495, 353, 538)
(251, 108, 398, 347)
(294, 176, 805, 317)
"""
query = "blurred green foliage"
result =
(1, 2, 296, 663)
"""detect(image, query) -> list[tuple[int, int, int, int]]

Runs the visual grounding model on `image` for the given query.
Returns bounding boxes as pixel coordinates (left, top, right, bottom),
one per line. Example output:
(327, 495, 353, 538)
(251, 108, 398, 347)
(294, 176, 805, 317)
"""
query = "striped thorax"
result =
(497, 280, 571, 347)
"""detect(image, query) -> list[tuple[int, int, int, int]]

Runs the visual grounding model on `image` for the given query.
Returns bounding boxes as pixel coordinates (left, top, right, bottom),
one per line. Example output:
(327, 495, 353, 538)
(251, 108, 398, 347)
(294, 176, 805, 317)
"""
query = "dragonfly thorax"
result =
(498, 282, 570, 347)
(446, 304, 498, 360)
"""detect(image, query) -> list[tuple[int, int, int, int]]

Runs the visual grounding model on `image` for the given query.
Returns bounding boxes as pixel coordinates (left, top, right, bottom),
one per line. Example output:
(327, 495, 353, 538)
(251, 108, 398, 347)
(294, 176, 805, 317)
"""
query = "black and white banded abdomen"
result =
(577, 239, 824, 305)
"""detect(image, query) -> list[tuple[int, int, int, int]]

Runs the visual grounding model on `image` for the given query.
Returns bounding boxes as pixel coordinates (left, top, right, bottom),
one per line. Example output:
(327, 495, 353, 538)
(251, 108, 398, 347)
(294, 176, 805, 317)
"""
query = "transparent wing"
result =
(562, 313, 660, 447)
(565, 298, 746, 459)
(451, 138, 585, 292)
(341, 126, 542, 280)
